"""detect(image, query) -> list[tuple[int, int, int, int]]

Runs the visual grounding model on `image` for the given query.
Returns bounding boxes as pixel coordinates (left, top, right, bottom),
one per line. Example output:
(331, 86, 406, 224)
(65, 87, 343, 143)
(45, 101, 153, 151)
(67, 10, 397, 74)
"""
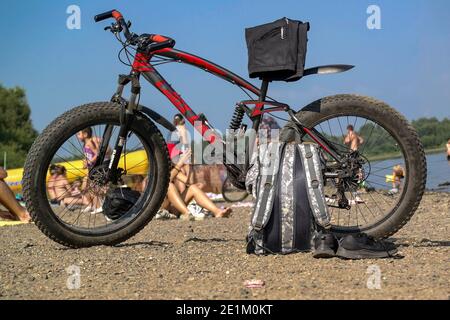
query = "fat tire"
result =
(23, 102, 170, 248)
(290, 94, 426, 238)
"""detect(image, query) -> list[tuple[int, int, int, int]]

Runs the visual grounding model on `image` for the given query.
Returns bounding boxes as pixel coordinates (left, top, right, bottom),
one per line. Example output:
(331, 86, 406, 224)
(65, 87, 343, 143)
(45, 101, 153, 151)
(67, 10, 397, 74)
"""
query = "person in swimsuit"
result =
(390, 165, 405, 194)
(47, 165, 91, 208)
(131, 175, 146, 193)
(343, 125, 366, 203)
(77, 127, 101, 169)
(171, 114, 191, 193)
(446, 138, 450, 161)
(76, 127, 111, 213)
(344, 124, 364, 151)
(160, 150, 232, 220)
(0, 167, 31, 222)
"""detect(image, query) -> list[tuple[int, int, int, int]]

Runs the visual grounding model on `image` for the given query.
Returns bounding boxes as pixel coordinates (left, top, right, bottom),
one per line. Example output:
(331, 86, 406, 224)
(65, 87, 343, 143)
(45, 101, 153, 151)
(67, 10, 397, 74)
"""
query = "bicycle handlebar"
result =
(94, 9, 122, 23)
(95, 9, 133, 41)
(94, 9, 176, 53)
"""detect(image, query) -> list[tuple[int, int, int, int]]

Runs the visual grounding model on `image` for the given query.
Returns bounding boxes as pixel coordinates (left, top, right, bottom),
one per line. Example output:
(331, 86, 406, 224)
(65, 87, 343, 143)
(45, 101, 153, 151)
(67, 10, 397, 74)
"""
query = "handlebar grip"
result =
(94, 10, 114, 22)
(94, 9, 123, 22)
(147, 39, 176, 53)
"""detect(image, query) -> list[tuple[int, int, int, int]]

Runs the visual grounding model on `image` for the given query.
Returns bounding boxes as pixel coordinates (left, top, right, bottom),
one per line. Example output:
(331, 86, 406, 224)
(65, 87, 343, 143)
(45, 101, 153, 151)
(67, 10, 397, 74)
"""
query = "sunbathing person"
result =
(131, 175, 146, 193)
(0, 167, 31, 222)
(47, 165, 91, 208)
(344, 124, 364, 151)
(160, 150, 232, 220)
(70, 179, 83, 197)
(167, 114, 192, 194)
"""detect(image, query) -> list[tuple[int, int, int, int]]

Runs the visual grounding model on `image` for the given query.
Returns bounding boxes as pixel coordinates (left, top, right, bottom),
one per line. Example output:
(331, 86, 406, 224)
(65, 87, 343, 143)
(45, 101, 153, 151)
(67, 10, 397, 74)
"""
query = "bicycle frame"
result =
(99, 46, 343, 181)
(133, 48, 259, 144)
(130, 47, 343, 161)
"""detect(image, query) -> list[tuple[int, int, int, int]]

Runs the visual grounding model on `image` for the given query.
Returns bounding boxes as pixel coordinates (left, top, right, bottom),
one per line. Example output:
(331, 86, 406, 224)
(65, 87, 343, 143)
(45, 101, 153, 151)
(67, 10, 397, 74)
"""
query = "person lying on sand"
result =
(159, 150, 232, 221)
(0, 167, 31, 222)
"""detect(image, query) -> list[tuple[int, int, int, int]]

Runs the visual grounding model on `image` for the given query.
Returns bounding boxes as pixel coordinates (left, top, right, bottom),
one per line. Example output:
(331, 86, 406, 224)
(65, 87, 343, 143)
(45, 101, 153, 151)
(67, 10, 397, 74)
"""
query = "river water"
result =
(369, 152, 450, 193)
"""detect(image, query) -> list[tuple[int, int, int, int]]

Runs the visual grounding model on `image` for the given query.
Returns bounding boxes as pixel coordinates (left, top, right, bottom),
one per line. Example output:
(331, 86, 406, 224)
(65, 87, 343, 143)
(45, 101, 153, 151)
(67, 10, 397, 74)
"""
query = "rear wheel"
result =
(290, 94, 427, 238)
(23, 102, 170, 248)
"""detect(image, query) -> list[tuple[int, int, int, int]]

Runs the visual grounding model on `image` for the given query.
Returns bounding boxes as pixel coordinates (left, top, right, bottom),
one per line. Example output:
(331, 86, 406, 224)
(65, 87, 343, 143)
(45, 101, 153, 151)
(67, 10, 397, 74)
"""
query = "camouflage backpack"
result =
(246, 141, 331, 255)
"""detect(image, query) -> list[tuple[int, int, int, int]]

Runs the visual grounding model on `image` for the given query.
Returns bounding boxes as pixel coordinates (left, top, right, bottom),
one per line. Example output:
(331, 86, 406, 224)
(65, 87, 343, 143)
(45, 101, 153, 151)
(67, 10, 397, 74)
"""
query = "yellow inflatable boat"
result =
(4, 150, 148, 194)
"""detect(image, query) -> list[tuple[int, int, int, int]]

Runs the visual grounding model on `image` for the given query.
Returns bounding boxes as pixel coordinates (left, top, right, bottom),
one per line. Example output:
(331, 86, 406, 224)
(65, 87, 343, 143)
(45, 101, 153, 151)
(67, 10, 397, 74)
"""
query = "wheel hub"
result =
(88, 165, 124, 187)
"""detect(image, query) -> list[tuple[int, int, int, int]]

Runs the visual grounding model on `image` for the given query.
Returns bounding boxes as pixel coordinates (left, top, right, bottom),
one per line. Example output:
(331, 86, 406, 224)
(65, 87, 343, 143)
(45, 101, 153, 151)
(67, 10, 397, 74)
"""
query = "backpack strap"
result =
(251, 142, 285, 231)
(297, 143, 331, 229)
(278, 143, 296, 252)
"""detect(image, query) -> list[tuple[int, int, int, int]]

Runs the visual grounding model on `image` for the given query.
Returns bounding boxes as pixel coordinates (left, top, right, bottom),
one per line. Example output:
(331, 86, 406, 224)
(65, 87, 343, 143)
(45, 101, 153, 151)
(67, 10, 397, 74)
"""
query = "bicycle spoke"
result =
(311, 114, 407, 231)
(361, 197, 377, 219)
(326, 120, 333, 138)
(371, 164, 399, 174)
(368, 172, 393, 180)
(365, 179, 389, 189)
(43, 118, 152, 231)
(54, 153, 87, 177)
(365, 181, 392, 208)
(123, 158, 149, 172)
(351, 192, 368, 225)
(337, 117, 345, 139)
(58, 196, 81, 221)
(359, 123, 376, 154)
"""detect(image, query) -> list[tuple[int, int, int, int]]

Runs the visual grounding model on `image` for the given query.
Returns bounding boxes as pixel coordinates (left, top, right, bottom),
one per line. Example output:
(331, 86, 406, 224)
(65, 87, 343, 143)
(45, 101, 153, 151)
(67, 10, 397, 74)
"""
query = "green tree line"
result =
(362, 117, 450, 157)
(412, 117, 450, 150)
(0, 84, 38, 169)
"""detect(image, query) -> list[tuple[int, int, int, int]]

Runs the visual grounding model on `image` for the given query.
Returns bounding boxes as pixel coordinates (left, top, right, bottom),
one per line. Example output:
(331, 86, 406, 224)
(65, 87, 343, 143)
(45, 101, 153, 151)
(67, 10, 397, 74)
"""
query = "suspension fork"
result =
(90, 73, 140, 183)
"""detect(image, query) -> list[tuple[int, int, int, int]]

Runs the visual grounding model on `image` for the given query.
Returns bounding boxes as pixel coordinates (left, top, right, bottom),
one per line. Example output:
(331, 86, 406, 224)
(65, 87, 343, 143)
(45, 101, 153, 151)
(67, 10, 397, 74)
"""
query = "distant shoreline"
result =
(368, 147, 446, 162)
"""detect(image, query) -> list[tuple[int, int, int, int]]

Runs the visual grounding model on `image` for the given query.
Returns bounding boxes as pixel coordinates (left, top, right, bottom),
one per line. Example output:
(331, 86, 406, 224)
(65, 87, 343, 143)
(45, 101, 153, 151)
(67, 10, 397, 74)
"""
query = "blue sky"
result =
(0, 0, 449, 132)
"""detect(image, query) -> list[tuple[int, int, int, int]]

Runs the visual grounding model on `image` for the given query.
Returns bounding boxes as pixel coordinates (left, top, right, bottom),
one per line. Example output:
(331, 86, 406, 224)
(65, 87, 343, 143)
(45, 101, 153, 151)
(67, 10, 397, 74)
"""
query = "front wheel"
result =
(23, 102, 170, 248)
(290, 94, 427, 239)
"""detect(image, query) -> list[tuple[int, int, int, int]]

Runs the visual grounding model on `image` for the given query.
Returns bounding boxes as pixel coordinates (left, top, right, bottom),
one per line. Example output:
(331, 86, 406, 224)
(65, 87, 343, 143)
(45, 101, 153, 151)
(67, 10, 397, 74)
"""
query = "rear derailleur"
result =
(324, 151, 367, 210)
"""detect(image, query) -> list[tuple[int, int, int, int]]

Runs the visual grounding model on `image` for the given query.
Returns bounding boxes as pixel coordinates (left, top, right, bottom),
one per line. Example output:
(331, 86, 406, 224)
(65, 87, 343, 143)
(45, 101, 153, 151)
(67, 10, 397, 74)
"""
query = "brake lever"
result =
(104, 22, 123, 34)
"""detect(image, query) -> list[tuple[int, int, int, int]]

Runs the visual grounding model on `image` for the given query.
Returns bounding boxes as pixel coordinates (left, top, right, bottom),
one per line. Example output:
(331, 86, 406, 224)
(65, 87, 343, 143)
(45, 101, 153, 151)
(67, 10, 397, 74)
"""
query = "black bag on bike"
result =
(245, 17, 309, 81)
(103, 187, 141, 221)
(246, 142, 331, 255)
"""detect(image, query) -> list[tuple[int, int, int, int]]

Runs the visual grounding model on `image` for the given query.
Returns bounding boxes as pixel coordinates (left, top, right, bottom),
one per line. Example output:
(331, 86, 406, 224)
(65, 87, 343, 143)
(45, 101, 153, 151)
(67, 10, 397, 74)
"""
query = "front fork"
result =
(90, 72, 140, 184)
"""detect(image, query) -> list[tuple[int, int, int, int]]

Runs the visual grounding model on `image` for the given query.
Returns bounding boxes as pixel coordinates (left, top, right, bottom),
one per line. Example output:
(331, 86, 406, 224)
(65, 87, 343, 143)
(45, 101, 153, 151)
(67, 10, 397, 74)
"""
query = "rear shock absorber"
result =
(224, 104, 249, 190)
(229, 104, 245, 131)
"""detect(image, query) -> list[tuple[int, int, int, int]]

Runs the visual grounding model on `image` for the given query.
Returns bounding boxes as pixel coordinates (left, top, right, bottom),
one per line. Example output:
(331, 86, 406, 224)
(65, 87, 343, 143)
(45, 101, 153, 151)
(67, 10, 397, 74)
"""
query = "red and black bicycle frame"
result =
(136, 48, 342, 159)
(101, 46, 343, 182)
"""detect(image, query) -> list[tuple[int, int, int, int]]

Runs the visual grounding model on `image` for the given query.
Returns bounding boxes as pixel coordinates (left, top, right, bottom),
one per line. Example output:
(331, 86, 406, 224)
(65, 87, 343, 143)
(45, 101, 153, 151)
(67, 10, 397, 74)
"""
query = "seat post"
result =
(245, 79, 269, 170)
(252, 79, 270, 131)
(259, 79, 270, 102)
